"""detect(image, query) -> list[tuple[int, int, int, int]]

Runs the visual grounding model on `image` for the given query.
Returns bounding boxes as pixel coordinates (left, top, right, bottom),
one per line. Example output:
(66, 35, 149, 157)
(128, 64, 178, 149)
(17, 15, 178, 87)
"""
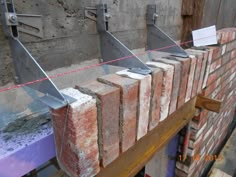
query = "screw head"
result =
(9, 14, 17, 24)
(14, 76, 20, 83)
(105, 13, 111, 20)
(153, 13, 159, 18)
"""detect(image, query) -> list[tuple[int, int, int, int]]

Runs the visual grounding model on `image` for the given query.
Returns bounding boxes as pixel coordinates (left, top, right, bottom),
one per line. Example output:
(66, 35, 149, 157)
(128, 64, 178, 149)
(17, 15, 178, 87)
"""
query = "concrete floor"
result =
(212, 128, 236, 176)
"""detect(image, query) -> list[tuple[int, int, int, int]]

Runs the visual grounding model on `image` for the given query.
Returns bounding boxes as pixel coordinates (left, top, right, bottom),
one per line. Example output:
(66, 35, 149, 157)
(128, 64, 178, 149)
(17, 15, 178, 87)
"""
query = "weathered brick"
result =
(51, 88, 100, 177)
(148, 67, 163, 130)
(154, 58, 181, 114)
(210, 58, 221, 73)
(146, 61, 174, 121)
(231, 49, 236, 59)
(171, 57, 191, 108)
(187, 49, 209, 92)
(98, 74, 138, 152)
(188, 50, 204, 97)
(207, 46, 221, 62)
(116, 69, 151, 140)
(185, 55, 197, 101)
(76, 81, 120, 167)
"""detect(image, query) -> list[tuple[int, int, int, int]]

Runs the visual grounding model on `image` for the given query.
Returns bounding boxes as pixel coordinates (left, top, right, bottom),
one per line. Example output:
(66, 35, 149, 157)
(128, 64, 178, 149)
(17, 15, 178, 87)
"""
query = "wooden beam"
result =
(96, 97, 197, 177)
(195, 95, 222, 113)
(181, 0, 194, 15)
(51, 170, 66, 177)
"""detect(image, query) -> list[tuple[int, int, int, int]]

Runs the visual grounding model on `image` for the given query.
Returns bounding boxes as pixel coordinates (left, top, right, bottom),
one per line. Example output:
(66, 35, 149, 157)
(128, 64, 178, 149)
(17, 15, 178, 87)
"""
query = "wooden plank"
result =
(192, 0, 206, 29)
(195, 95, 222, 113)
(96, 97, 197, 177)
(51, 170, 67, 177)
(216, 0, 236, 29)
(181, 0, 194, 16)
(181, 0, 205, 46)
(202, 0, 221, 27)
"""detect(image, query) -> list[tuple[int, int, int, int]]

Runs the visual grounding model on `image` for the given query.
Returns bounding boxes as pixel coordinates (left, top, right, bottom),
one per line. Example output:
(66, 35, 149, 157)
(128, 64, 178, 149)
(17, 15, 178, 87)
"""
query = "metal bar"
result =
(146, 5, 188, 58)
(96, 97, 197, 177)
(97, 4, 152, 75)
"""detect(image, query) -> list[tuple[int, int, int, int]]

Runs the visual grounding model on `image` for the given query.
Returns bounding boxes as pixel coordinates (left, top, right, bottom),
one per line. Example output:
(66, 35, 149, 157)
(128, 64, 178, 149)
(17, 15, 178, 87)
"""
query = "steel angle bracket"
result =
(96, 4, 152, 75)
(146, 4, 188, 58)
(0, 0, 75, 109)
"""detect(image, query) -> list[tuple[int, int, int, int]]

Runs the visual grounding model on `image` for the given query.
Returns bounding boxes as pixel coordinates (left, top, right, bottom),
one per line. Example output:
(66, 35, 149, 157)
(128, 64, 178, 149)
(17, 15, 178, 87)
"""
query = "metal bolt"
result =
(105, 13, 111, 20)
(9, 14, 17, 24)
(153, 13, 159, 18)
(14, 76, 20, 83)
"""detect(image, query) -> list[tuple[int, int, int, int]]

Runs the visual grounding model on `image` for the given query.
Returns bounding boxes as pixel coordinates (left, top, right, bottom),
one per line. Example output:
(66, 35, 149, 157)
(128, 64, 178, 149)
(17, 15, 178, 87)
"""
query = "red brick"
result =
(98, 74, 138, 152)
(148, 67, 163, 130)
(217, 28, 236, 44)
(171, 57, 191, 108)
(210, 58, 221, 73)
(187, 49, 209, 92)
(207, 46, 221, 62)
(226, 40, 236, 53)
(146, 61, 174, 120)
(76, 80, 120, 167)
(155, 58, 181, 114)
(231, 49, 236, 59)
(185, 55, 197, 101)
(116, 70, 151, 140)
(190, 53, 202, 97)
(51, 88, 100, 177)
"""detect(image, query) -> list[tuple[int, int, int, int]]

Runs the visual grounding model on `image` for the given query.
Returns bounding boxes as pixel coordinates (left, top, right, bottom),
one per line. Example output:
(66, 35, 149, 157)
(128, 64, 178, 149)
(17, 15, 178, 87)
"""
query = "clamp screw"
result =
(153, 13, 159, 18)
(105, 13, 111, 20)
(9, 14, 17, 24)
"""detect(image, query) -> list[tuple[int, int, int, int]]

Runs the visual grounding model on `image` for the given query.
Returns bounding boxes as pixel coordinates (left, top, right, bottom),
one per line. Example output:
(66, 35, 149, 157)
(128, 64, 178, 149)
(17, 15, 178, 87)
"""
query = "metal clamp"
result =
(146, 4, 188, 58)
(96, 4, 151, 75)
(1, 0, 43, 38)
(0, 0, 75, 109)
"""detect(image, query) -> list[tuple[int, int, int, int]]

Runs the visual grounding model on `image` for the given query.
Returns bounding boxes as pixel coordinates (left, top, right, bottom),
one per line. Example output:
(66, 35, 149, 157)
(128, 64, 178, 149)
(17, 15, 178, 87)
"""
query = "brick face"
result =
(76, 81, 120, 167)
(148, 67, 163, 130)
(51, 88, 100, 177)
(172, 57, 191, 107)
(116, 69, 152, 140)
(98, 74, 139, 152)
(185, 55, 197, 101)
(146, 61, 174, 121)
(156, 58, 181, 115)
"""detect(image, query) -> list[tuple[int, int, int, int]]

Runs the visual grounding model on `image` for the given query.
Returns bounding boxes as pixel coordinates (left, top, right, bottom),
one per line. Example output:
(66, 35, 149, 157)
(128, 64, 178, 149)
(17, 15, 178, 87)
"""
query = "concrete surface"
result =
(212, 128, 236, 176)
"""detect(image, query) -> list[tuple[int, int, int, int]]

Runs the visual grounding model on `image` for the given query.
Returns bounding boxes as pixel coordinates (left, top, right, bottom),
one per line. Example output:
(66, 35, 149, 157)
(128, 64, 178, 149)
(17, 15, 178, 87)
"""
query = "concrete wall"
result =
(0, 0, 183, 128)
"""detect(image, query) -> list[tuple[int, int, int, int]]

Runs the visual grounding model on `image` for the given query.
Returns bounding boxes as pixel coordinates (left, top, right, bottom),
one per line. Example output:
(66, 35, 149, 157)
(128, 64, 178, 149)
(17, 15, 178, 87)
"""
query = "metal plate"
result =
(97, 4, 151, 75)
(9, 38, 70, 109)
(146, 5, 188, 58)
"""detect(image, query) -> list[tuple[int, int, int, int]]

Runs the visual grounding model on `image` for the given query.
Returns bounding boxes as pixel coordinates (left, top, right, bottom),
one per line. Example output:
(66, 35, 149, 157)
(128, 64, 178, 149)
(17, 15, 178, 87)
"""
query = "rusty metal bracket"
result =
(96, 4, 152, 75)
(146, 4, 188, 58)
(0, 0, 75, 109)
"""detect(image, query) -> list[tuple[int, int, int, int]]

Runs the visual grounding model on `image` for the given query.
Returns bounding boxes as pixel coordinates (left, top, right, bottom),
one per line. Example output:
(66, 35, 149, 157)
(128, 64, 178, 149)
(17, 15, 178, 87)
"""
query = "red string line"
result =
(0, 34, 216, 93)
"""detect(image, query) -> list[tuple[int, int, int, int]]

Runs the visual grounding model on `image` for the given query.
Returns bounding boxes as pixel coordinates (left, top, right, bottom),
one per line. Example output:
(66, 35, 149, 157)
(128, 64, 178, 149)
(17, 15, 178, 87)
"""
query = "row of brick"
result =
(50, 28, 236, 177)
(176, 28, 236, 177)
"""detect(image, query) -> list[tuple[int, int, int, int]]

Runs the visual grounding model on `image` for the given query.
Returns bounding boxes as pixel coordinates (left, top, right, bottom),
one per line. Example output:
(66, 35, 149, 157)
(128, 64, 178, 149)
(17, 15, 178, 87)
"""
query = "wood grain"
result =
(195, 95, 222, 113)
